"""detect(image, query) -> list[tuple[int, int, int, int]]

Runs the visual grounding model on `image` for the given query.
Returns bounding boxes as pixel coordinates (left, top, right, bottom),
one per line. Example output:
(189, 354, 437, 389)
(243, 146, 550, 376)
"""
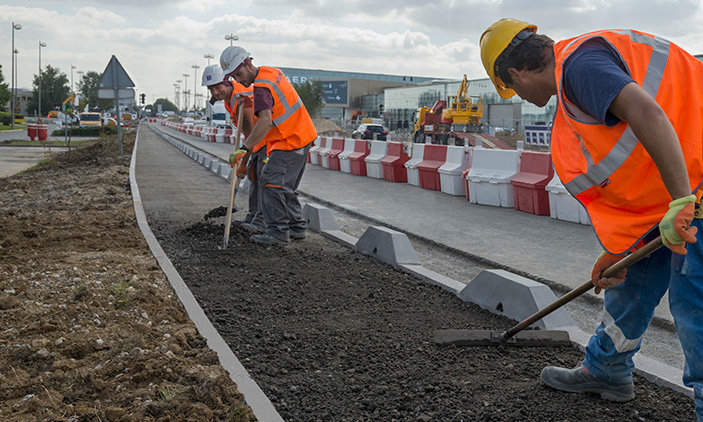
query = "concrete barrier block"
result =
(203, 156, 212, 168)
(192, 151, 200, 161)
(354, 226, 421, 267)
(210, 160, 220, 174)
(302, 204, 339, 232)
(219, 165, 232, 181)
(458, 269, 577, 330)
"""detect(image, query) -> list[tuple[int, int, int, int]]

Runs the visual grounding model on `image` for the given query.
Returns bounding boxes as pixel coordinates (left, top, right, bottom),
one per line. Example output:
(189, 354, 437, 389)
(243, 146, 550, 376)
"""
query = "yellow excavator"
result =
(442, 74, 483, 132)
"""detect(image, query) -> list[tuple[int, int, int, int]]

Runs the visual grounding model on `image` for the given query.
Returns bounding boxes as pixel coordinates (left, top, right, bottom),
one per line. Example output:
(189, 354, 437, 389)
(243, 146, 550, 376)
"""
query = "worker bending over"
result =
(201, 64, 264, 233)
(219, 46, 317, 245)
(481, 18, 703, 420)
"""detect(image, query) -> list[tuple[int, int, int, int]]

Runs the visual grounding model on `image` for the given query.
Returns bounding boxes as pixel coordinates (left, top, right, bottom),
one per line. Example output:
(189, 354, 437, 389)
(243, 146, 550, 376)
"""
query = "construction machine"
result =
(413, 74, 484, 146)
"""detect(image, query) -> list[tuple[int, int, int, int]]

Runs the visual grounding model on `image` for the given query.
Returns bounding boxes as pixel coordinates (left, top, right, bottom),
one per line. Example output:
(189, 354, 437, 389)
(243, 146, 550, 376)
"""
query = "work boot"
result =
(231, 219, 248, 227)
(290, 229, 307, 240)
(250, 233, 289, 246)
(540, 364, 634, 402)
(240, 223, 265, 234)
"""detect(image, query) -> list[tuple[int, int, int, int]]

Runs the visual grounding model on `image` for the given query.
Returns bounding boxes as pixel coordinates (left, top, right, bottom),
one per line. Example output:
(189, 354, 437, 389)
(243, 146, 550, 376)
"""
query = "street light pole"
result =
(191, 64, 199, 113)
(70, 65, 76, 93)
(11, 22, 21, 129)
(182, 73, 189, 113)
(38, 41, 46, 119)
(175, 79, 182, 111)
(76, 70, 83, 109)
(204, 53, 214, 65)
(225, 34, 238, 46)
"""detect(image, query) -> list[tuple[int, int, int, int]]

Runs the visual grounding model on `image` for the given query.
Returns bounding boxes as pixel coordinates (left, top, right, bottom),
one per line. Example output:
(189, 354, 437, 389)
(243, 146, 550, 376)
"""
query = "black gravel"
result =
(148, 218, 694, 422)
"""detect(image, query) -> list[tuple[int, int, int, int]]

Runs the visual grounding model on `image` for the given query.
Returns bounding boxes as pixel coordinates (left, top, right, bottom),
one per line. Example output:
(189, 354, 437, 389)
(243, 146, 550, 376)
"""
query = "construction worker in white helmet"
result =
(480, 18, 703, 420)
(201, 64, 265, 233)
(219, 46, 317, 246)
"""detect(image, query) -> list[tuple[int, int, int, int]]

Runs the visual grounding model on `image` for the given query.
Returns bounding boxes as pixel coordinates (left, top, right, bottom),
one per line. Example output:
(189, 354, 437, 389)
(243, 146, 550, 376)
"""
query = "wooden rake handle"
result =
(502, 236, 664, 340)
(223, 106, 245, 249)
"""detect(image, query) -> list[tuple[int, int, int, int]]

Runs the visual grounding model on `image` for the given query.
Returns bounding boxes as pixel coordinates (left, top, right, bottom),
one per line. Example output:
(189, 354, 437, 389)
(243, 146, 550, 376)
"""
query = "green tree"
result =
(293, 81, 323, 118)
(0, 64, 10, 111)
(26, 65, 70, 116)
(153, 98, 178, 113)
(77, 70, 113, 110)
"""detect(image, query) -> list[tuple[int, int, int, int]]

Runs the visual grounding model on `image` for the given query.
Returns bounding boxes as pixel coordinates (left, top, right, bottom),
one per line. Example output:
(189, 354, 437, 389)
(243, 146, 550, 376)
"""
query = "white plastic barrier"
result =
(438, 146, 472, 196)
(364, 141, 388, 179)
(215, 127, 226, 143)
(338, 139, 356, 173)
(308, 137, 321, 165)
(319, 137, 333, 168)
(404, 144, 425, 186)
(545, 173, 591, 225)
(200, 126, 209, 140)
(468, 149, 522, 207)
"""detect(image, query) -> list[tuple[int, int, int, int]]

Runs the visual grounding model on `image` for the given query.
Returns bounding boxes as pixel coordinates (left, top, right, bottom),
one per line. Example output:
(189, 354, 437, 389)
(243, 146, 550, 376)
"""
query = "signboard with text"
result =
(320, 80, 348, 106)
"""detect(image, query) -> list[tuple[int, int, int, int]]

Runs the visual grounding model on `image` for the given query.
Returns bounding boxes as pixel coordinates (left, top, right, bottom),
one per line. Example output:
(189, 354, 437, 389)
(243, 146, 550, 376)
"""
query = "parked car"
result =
(353, 123, 388, 140)
(182, 117, 195, 126)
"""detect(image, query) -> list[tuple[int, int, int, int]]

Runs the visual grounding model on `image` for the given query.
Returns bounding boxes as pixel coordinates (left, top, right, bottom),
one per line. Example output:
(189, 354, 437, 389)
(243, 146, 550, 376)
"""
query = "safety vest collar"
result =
(555, 30, 671, 197)
(254, 76, 303, 127)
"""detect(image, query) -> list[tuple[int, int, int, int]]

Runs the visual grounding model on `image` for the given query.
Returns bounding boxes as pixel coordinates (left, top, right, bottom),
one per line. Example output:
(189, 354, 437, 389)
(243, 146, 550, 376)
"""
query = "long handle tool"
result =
(223, 106, 245, 249)
(435, 236, 663, 347)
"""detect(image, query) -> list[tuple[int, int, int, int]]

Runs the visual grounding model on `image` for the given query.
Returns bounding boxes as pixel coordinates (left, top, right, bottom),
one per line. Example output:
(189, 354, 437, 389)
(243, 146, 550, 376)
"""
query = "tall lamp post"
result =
(175, 79, 182, 111)
(38, 41, 46, 119)
(182, 73, 189, 113)
(204, 53, 214, 65)
(76, 70, 83, 109)
(10, 22, 21, 129)
(191, 64, 199, 113)
(225, 34, 238, 46)
(70, 65, 76, 93)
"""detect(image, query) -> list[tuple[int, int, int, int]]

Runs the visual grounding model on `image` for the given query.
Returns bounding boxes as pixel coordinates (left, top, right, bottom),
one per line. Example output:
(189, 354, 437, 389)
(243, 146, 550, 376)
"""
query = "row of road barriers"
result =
(308, 137, 591, 225)
(160, 120, 244, 145)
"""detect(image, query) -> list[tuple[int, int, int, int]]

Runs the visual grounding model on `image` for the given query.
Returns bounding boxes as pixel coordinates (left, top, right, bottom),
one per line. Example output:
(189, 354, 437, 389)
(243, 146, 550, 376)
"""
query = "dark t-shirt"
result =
(254, 86, 274, 117)
(562, 38, 635, 126)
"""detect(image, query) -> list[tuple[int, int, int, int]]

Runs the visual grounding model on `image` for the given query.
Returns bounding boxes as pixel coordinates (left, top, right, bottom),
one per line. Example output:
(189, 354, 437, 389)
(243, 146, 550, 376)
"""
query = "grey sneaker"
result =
(540, 364, 634, 402)
(250, 233, 289, 246)
(290, 229, 307, 240)
(240, 223, 265, 234)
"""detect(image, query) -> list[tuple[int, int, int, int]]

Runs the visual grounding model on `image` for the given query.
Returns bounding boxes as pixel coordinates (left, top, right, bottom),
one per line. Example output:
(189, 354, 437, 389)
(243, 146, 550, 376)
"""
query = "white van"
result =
(210, 101, 231, 128)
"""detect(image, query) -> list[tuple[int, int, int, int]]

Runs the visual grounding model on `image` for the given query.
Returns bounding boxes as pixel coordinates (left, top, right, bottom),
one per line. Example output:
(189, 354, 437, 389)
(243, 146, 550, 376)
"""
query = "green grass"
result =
(0, 139, 94, 147)
(0, 123, 27, 131)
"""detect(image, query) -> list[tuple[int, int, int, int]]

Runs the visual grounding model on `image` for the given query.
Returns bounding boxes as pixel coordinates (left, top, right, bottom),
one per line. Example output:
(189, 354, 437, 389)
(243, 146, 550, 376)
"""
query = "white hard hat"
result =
(220, 46, 252, 76)
(201, 64, 225, 87)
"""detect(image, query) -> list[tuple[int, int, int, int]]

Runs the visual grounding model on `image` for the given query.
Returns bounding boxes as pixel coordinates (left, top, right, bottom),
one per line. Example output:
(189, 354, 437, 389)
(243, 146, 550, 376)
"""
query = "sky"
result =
(2, 0, 703, 106)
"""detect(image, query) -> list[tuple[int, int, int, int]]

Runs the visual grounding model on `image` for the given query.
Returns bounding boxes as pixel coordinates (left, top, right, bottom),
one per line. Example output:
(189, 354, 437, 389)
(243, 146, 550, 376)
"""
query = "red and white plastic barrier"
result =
(364, 141, 387, 179)
(338, 139, 356, 173)
(439, 146, 472, 196)
(405, 144, 425, 186)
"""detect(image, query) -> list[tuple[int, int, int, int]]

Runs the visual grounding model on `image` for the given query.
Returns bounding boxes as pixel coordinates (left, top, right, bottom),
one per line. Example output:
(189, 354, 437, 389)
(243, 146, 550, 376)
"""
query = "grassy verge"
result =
(0, 123, 27, 131)
(0, 139, 95, 147)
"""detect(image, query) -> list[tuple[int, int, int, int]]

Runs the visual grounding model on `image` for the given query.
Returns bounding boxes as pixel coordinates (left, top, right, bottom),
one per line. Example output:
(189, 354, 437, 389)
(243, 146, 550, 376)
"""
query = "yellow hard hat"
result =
(480, 18, 537, 99)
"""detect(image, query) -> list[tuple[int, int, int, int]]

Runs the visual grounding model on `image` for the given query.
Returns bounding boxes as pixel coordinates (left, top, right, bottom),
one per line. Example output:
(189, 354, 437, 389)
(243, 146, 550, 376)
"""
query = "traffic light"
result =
(140, 93, 146, 104)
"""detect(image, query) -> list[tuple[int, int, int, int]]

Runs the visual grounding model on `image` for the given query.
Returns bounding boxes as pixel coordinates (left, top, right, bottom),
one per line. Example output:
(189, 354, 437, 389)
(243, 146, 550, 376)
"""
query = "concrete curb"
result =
(148, 123, 693, 399)
(131, 124, 285, 421)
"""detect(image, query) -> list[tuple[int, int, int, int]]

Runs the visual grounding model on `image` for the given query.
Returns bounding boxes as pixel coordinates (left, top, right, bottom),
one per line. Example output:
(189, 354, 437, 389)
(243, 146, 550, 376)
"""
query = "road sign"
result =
(98, 55, 135, 90)
(98, 88, 135, 99)
(320, 80, 348, 105)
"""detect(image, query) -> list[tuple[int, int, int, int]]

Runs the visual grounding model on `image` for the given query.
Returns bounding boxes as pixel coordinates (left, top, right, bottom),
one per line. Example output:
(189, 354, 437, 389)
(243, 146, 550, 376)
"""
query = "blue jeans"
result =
(584, 219, 703, 420)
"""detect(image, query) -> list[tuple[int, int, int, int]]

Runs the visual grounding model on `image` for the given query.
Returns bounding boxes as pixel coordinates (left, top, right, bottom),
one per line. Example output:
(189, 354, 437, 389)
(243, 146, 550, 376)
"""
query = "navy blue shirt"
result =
(562, 38, 635, 126)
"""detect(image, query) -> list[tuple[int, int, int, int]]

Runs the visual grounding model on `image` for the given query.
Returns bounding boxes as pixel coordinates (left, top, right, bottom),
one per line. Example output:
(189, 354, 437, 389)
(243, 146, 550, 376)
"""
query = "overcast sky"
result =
(2, 0, 703, 105)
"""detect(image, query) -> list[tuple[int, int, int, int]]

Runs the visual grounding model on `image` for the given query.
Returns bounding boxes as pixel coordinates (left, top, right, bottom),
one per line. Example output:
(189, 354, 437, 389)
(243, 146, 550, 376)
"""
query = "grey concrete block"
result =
(193, 151, 200, 161)
(198, 155, 206, 165)
(241, 178, 251, 195)
(321, 230, 358, 248)
(303, 204, 339, 232)
(219, 165, 232, 180)
(210, 160, 220, 174)
(354, 226, 421, 267)
(203, 156, 212, 168)
(459, 269, 577, 330)
(399, 264, 465, 295)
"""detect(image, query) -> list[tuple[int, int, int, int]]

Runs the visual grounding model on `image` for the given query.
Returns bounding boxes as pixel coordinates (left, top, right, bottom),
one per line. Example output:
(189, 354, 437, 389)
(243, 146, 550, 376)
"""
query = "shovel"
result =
(435, 236, 663, 347)
(223, 106, 245, 249)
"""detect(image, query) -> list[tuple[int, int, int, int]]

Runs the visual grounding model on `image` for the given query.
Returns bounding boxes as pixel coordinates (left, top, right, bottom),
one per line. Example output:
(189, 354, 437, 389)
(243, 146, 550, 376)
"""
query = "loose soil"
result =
(147, 216, 695, 422)
(0, 133, 254, 421)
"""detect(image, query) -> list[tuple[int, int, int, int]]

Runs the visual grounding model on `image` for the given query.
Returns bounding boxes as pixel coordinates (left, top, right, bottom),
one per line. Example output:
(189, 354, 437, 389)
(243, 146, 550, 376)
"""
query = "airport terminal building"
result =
(278, 67, 555, 134)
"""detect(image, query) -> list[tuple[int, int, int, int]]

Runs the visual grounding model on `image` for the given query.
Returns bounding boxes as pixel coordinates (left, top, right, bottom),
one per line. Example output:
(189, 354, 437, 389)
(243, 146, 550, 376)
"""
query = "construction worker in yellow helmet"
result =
(480, 18, 703, 420)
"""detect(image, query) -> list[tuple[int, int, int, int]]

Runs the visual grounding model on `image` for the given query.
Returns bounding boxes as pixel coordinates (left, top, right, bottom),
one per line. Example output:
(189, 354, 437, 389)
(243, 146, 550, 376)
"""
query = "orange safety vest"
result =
(551, 29, 703, 254)
(254, 66, 317, 153)
(225, 82, 265, 152)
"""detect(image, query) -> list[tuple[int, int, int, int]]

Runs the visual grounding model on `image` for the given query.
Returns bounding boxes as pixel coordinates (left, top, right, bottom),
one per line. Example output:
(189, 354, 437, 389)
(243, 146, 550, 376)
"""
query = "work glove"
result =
(229, 149, 249, 168)
(236, 164, 248, 179)
(591, 250, 627, 294)
(659, 194, 698, 255)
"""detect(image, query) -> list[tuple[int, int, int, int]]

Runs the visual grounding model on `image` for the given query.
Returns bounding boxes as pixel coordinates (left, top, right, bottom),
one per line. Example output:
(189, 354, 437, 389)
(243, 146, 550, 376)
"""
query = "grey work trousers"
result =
(244, 148, 266, 228)
(261, 143, 311, 241)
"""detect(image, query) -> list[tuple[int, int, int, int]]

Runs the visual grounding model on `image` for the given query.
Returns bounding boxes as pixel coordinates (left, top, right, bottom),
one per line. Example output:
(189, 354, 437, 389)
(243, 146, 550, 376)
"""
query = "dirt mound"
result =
(0, 131, 254, 421)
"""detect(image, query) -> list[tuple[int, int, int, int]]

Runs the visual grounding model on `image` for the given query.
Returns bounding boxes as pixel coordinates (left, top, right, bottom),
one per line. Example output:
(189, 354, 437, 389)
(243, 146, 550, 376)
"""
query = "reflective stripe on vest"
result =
(562, 30, 669, 196)
(253, 77, 303, 127)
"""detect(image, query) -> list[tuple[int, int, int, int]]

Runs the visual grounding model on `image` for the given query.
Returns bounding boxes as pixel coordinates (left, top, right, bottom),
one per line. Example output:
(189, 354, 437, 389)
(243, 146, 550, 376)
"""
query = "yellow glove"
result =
(659, 194, 697, 255)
